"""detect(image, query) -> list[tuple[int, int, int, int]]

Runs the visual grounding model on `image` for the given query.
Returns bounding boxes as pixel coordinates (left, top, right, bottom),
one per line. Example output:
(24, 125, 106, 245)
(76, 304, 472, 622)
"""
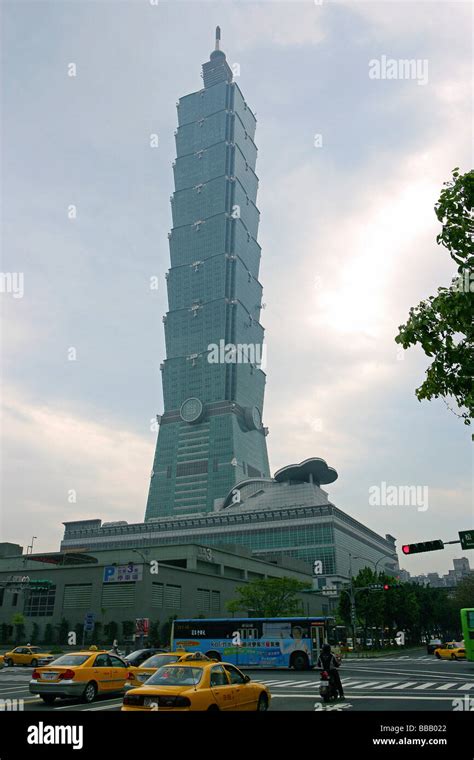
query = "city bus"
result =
(171, 616, 336, 670)
(460, 608, 474, 662)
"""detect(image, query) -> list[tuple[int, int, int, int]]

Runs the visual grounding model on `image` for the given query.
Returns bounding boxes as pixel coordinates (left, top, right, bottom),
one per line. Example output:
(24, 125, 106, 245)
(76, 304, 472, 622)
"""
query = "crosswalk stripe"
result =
(436, 682, 459, 690)
(351, 682, 380, 689)
(373, 682, 399, 689)
(414, 682, 436, 690)
(393, 682, 417, 689)
(457, 683, 474, 691)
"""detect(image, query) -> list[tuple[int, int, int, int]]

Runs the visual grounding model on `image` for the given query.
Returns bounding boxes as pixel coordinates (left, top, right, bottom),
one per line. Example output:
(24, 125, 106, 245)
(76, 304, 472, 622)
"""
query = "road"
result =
(1, 653, 472, 712)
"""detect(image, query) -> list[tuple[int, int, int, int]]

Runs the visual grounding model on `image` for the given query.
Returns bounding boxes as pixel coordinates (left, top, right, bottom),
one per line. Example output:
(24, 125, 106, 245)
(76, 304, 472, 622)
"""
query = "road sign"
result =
(83, 612, 95, 633)
(459, 530, 474, 550)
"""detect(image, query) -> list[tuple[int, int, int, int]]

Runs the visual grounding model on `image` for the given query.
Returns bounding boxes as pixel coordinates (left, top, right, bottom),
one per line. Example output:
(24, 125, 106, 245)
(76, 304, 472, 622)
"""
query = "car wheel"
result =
(82, 681, 97, 704)
(7, 659, 14, 667)
(435, 652, 441, 659)
(31, 659, 38, 668)
(257, 694, 268, 712)
(41, 695, 56, 705)
(292, 653, 308, 671)
(207, 704, 219, 712)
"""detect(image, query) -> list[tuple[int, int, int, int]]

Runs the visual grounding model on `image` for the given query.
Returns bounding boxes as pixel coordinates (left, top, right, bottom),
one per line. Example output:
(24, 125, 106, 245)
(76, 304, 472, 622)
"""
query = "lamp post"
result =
(351, 553, 394, 648)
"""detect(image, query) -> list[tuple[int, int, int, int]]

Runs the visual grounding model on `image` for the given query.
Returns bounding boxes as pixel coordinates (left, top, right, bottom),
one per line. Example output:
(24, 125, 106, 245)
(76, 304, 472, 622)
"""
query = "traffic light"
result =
(383, 584, 391, 590)
(402, 540, 444, 555)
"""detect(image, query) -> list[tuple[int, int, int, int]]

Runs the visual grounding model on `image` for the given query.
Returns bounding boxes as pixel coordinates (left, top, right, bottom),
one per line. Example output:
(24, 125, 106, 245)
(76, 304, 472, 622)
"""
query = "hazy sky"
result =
(1, 0, 472, 576)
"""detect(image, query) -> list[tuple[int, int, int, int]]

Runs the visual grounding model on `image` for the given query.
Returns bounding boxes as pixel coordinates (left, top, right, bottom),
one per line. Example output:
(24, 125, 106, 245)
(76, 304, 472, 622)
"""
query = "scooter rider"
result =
(317, 643, 344, 699)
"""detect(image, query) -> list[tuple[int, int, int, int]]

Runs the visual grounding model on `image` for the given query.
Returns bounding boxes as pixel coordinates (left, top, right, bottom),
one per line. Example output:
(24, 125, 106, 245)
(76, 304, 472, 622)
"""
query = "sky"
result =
(0, 0, 472, 576)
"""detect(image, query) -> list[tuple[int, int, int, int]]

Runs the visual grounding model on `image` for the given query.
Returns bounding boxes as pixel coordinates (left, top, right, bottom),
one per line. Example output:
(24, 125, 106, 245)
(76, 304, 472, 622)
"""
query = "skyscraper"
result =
(145, 29, 270, 520)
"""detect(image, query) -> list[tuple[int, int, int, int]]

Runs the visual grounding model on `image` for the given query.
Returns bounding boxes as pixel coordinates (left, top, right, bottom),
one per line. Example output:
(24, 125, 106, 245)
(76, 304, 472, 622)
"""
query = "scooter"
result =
(319, 669, 339, 703)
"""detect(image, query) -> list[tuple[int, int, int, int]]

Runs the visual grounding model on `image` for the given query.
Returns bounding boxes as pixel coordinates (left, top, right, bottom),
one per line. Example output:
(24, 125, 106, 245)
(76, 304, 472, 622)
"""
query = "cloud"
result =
(0, 387, 152, 550)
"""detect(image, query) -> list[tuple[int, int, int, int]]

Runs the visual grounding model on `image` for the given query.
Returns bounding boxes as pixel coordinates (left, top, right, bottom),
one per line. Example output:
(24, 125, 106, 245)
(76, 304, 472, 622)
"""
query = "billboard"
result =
(103, 564, 143, 583)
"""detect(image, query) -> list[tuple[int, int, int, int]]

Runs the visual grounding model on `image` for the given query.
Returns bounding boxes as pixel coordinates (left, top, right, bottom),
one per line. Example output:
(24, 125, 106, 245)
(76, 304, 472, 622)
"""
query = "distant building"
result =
(400, 556, 472, 588)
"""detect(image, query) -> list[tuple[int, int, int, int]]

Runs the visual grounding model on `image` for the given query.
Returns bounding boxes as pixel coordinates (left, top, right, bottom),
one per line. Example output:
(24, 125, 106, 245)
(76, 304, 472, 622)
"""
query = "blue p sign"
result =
(103, 566, 115, 583)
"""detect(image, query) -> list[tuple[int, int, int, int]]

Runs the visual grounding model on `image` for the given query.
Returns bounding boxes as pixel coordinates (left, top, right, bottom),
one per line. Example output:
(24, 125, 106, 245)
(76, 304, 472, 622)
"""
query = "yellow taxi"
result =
(4, 646, 55, 667)
(122, 656, 271, 712)
(434, 642, 466, 661)
(29, 649, 130, 704)
(125, 651, 211, 688)
(0, 654, 4, 668)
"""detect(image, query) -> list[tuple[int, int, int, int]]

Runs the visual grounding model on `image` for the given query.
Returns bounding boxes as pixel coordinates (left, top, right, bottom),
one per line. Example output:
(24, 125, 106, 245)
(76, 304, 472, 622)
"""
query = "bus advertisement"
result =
(460, 608, 474, 662)
(171, 616, 335, 670)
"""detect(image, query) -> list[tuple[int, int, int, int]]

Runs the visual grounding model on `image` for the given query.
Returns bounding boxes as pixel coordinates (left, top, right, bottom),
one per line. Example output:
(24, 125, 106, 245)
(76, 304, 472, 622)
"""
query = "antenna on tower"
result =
(215, 26, 221, 51)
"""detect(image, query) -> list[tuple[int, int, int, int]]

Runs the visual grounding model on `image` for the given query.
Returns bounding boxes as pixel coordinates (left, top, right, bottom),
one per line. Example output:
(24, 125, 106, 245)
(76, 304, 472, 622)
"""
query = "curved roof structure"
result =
(274, 457, 338, 486)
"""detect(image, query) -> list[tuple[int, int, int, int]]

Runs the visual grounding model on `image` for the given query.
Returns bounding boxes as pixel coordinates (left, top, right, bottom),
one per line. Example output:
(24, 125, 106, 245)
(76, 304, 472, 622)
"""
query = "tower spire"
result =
(215, 26, 221, 51)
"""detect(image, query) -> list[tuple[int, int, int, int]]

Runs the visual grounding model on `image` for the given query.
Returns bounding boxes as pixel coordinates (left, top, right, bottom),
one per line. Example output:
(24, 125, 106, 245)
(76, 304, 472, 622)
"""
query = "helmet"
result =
(322, 643, 331, 654)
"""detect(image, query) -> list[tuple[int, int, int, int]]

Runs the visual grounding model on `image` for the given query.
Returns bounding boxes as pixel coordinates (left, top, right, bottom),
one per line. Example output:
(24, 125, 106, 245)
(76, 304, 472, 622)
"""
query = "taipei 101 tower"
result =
(145, 28, 270, 520)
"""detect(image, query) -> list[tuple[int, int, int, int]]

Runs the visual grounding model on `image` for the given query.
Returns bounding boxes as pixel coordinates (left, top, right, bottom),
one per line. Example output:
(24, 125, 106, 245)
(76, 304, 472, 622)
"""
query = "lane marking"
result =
(273, 694, 457, 701)
(53, 696, 125, 710)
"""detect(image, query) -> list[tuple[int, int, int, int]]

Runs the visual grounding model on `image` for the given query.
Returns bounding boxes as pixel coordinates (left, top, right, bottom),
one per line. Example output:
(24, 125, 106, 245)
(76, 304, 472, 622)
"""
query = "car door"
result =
(108, 655, 129, 692)
(92, 653, 113, 693)
(209, 665, 237, 711)
(223, 665, 254, 710)
(15, 648, 27, 665)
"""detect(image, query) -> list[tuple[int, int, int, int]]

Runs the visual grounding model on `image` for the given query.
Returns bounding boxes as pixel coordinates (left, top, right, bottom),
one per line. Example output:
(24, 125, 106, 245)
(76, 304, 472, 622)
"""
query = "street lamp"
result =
(351, 554, 395, 648)
(28, 537, 37, 556)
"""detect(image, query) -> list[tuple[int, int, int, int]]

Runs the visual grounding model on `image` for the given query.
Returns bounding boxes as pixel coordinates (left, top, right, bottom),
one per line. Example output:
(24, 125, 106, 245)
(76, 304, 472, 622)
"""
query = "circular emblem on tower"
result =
(244, 405, 262, 430)
(180, 397, 204, 424)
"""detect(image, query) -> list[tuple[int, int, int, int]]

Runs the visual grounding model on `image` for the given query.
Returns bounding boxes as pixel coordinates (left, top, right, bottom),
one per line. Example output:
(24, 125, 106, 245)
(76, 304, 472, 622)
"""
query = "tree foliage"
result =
(395, 168, 474, 424)
(226, 577, 311, 617)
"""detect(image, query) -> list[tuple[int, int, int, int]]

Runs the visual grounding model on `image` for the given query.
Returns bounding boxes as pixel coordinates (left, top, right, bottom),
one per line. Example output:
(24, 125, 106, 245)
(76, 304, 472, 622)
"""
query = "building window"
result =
(197, 588, 210, 612)
(152, 583, 164, 608)
(63, 584, 92, 610)
(101, 583, 135, 608)
(165, 584, 181, 609)
(211, 590, 220, 613)
(24, 587, 56, 617)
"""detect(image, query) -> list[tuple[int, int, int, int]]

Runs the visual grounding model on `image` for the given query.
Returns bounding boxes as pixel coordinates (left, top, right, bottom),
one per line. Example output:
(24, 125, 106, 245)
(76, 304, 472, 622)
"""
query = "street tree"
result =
(226, 577, 311, 617)
(395, 168, 474, 425)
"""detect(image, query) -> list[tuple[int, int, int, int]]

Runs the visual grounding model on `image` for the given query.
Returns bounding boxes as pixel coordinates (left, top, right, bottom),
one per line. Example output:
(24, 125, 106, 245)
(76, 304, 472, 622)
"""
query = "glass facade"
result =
(146, 35, 270, 520)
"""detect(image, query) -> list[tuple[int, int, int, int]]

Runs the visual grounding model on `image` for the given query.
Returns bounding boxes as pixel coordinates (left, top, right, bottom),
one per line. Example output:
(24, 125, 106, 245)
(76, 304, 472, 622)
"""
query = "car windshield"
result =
(126, 651, 151, 665)
(141, 654, 179, 669)
(48, 655, 90, 666)
(146, 666, 203, 686)
(29, 647, 42, 653)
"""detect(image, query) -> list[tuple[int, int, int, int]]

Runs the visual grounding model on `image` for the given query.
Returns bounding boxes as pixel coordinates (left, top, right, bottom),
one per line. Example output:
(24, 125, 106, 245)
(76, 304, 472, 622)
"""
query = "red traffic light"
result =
(383, 584, 390, 590)
(401, 540, 444, 555)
